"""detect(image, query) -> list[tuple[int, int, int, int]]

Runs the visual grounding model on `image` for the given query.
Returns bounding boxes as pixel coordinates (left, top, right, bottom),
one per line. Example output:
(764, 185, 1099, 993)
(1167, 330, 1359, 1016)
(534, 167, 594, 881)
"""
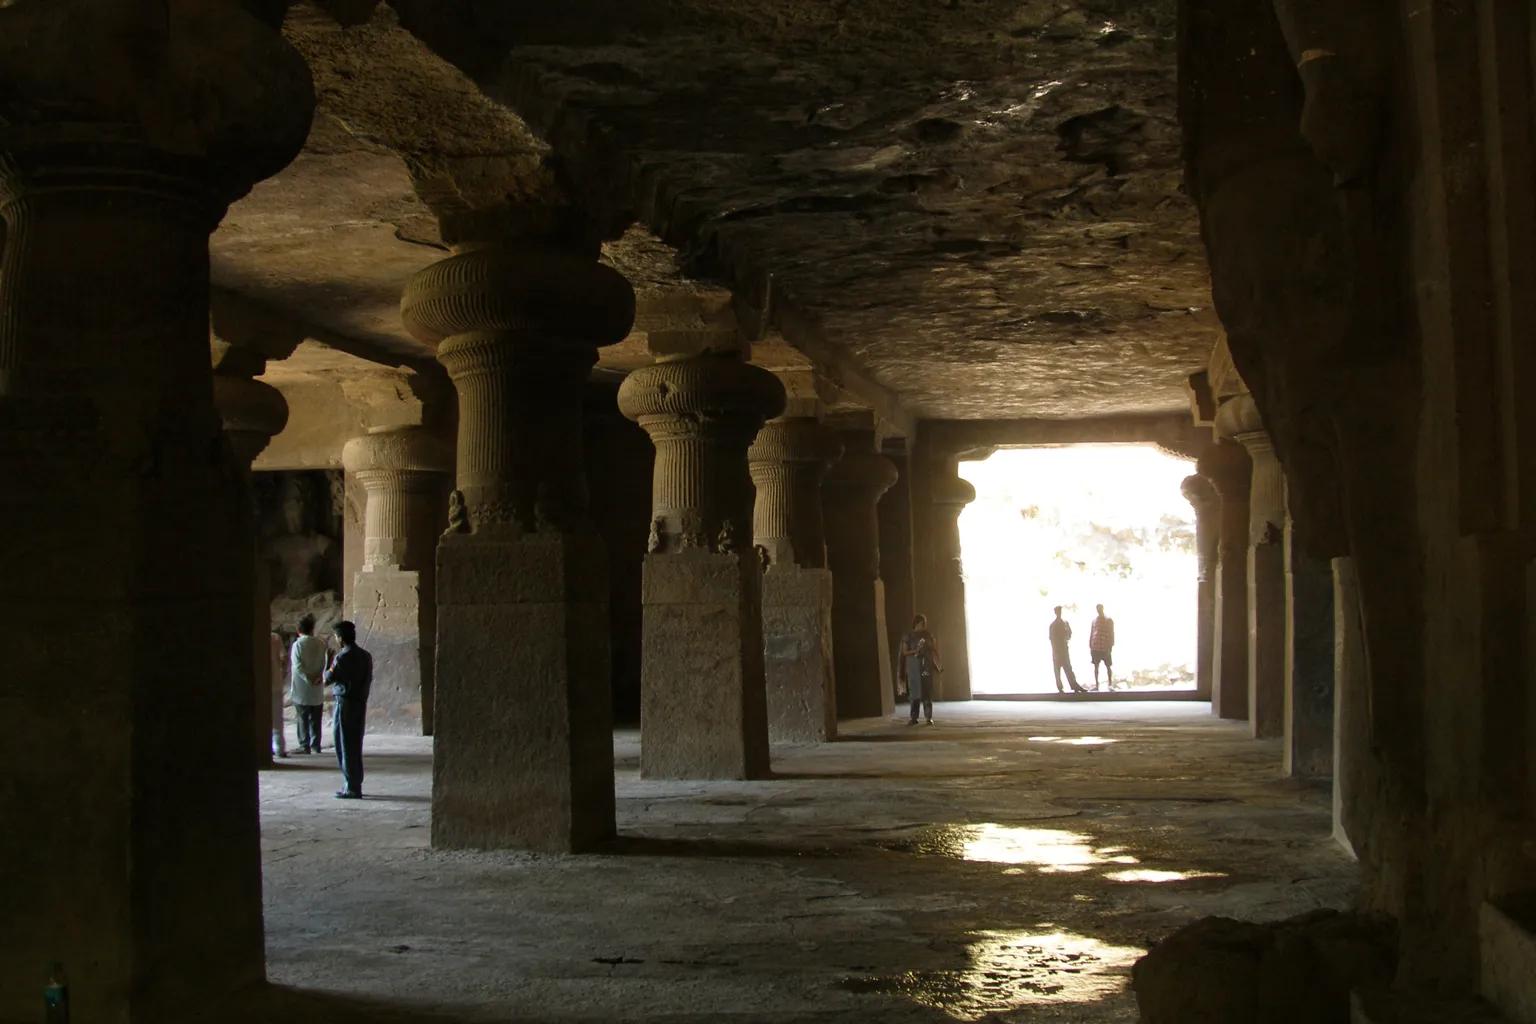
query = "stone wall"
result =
(1181, 0, 1536, 995)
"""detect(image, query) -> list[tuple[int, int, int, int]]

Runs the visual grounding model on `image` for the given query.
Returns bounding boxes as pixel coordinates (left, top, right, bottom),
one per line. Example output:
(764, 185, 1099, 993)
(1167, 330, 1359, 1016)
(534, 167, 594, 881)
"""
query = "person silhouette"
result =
(1049, 606, 1084, 694)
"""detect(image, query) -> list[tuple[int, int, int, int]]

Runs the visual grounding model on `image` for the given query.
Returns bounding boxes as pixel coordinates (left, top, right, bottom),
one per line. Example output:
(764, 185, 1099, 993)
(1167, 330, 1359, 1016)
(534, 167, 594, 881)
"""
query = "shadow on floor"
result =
(599, 834, 844, 859)
(229, 983, 966, 1023)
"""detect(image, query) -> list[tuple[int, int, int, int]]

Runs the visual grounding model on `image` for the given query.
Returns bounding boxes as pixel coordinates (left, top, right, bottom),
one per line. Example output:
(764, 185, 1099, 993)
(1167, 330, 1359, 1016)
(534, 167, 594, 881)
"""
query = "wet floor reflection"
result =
(838, 929, 1144, 1020)
(1104, 868, 1227, 883)
(1027, 735, 1119, 746)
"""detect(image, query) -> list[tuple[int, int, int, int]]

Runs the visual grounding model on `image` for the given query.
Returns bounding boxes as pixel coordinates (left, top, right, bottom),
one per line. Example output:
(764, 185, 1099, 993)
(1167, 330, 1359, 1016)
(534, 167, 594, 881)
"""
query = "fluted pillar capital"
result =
(1196, 438, 1253, 502)
(620, 353, 786, 554)
(1213, 391, 1266, 440)
(341, 427, 454, 477)
(932, 472, 977, 510)
(0, 2, 315, 210)
(213, 373, 287, 467)
(748, 416, 842, 569)
(618, 352, 787, 433)
(403, 243, 635, 537)
(748, 416, 844, 468)
(1180, 472, 1219, 513)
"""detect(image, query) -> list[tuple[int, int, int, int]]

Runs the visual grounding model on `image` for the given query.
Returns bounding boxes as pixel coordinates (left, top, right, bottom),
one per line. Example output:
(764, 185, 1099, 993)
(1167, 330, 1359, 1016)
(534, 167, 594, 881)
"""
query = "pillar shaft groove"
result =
(748, 416, 842, 569)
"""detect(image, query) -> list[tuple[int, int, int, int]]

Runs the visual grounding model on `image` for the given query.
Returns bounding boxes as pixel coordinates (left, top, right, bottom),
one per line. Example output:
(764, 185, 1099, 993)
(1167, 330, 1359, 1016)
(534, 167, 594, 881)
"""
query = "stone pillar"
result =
(341, 428, 452, 735)
(930, 461, 977, 701)
(619, 352, 786, 779)
(402, 242, 634, 852)
(879, 438, 917, 694)
(1285, 495, 1336, 778)
(749, 416, 841, 741)
(1198, 439, 1253, 721)
(0, 9, 313, 1018)
(1333, 556, 1368, 856)
(823, 429, 899, 719)
(1220, 395, 1287, 739)
(1181, 473, 1220, 702)
(213, 363, 288, 769)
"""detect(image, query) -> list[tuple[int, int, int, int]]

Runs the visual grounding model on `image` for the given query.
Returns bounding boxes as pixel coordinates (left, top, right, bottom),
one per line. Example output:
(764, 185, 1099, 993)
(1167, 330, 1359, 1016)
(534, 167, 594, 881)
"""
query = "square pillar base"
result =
(640, 551, 770, 779)
(351, 567, 428, 734)
(431, 531, 615, 853)
(762, 565, 837, 743)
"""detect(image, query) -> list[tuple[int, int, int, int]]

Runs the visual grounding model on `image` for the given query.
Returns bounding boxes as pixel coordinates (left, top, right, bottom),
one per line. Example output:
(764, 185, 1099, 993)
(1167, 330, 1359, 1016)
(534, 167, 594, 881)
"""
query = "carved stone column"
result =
(879, 438, 917, 690)
(1219, 394, 1287, 739)
(214, 362, 289, 770)
(402, 242, 634, 852)
(930, 462, 977, 701)
(748, 416, 841, 742)
(1181, 473, 1220, 702)
(619, 352, 786, 778)
(341, 428, 453, 735)
(1198, 439, 1253, 721)
(0, 6, 313, 1017)
(1285, 493, 1336, 778)
(823, 429, 899, 718)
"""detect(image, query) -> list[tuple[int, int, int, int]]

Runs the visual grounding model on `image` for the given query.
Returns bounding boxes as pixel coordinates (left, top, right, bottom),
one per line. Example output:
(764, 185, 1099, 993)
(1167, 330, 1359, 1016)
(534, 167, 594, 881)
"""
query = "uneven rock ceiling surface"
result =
(212, 0, 1218, 421)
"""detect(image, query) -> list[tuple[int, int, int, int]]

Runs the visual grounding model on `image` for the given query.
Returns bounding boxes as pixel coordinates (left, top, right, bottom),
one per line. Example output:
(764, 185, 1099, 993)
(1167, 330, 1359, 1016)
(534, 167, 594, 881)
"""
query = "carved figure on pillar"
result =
(619, 352, 787, 778)
(823, 430, 900, 719)
(402, 241, 635, 852)
(1180, 473, 1220, 703)
(341, 427, 453, 735)
(1198, 437, 1254, 722)
(0, 3, 315, 1017)
(1217, 393, 1287, 740)
(748, 416, 843, 742)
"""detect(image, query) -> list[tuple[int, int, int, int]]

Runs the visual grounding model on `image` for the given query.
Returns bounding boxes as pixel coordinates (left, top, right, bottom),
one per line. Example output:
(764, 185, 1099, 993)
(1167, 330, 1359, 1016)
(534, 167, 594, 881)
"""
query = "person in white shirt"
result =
(289, 613, 329, 754)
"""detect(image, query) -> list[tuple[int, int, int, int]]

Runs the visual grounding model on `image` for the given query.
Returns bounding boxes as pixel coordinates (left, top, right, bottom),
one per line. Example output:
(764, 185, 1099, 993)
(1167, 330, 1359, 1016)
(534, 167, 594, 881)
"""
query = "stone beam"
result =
(924, 415, 1215, 462)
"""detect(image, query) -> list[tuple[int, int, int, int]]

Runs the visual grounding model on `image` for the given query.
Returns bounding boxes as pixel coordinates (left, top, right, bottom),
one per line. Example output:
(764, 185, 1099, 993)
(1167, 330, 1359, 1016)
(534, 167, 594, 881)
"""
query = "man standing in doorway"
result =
(1049, 606, 1084, 693)
(1089, 604, 1116, 691)
(325, 620, 373, 800)
(289, 613, 327, 754)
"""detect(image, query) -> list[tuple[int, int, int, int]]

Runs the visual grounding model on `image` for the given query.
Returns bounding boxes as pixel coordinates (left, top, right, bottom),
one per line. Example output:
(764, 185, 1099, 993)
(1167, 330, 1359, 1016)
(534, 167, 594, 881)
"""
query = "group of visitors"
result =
(1049, 604, 1117, 694)
(269, 614, 374, 799)
(896, 603, 1119, 723)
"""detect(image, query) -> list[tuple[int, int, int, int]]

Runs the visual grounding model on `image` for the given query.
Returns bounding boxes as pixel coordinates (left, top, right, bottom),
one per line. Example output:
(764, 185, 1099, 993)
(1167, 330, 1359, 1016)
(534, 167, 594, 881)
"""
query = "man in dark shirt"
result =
(1049, 606, 1085, 694)
(323, 620, 373, 799)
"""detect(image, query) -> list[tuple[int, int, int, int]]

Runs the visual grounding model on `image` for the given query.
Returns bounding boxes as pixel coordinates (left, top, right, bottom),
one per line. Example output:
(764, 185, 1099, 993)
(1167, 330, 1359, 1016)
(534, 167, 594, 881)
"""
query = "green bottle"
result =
(44, 961, 68, 1023)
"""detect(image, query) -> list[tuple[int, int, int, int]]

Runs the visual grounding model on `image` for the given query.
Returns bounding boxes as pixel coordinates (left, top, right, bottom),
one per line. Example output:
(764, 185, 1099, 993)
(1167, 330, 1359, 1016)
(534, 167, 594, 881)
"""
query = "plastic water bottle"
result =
(44, 962, 68, 1023)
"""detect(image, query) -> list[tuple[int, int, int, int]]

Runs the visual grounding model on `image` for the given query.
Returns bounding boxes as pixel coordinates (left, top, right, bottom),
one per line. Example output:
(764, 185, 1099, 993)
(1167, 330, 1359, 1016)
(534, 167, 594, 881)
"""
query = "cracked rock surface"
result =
(250, 702, 1352, 1022)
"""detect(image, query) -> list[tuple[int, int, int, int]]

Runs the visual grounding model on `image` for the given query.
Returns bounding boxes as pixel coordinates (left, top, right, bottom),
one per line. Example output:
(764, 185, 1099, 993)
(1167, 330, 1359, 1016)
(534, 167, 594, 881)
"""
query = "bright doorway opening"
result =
(958, 445, 1197, 696)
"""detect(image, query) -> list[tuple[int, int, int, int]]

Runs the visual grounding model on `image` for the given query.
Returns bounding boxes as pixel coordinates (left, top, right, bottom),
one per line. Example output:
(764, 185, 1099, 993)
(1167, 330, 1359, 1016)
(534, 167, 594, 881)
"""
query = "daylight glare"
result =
(957, 445, 1197, 695)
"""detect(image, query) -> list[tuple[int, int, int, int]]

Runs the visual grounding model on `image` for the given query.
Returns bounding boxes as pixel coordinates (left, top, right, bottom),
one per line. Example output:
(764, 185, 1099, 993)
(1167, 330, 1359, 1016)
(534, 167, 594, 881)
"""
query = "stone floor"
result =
(249, 702, 1355, 1023)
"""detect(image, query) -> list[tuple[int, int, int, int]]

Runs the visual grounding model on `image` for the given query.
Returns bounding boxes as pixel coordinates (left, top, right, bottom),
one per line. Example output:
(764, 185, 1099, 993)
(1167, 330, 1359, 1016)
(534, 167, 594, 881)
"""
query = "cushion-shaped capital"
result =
(748, 417, 843, 467)
(0, 0, 315, 199)
(1213, 391, 1265, 440)
(401, 244, 635, 350)
(617, 353, 787, 425)
(213, 373, 287, 440)
(1180, 472, 1219, 511)
(931, 472, 976, 507)
(824, 450, 899, 497)
(341, 427, 454, 475)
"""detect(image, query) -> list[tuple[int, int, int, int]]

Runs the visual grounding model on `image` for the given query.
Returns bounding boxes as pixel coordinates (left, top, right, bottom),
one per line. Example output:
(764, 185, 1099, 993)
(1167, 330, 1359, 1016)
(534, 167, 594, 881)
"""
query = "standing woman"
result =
(900, 613, 942, 726)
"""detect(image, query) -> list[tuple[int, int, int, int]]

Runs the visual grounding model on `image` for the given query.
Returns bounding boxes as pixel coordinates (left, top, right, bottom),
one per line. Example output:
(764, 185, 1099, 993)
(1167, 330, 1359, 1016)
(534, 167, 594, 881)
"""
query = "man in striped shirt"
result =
(1089, 604, 1115, 691)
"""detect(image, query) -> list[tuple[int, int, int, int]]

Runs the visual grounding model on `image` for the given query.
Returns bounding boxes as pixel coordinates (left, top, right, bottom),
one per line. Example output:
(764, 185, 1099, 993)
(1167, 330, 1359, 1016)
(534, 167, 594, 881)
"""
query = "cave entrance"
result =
(957, 445, 1199, 699)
